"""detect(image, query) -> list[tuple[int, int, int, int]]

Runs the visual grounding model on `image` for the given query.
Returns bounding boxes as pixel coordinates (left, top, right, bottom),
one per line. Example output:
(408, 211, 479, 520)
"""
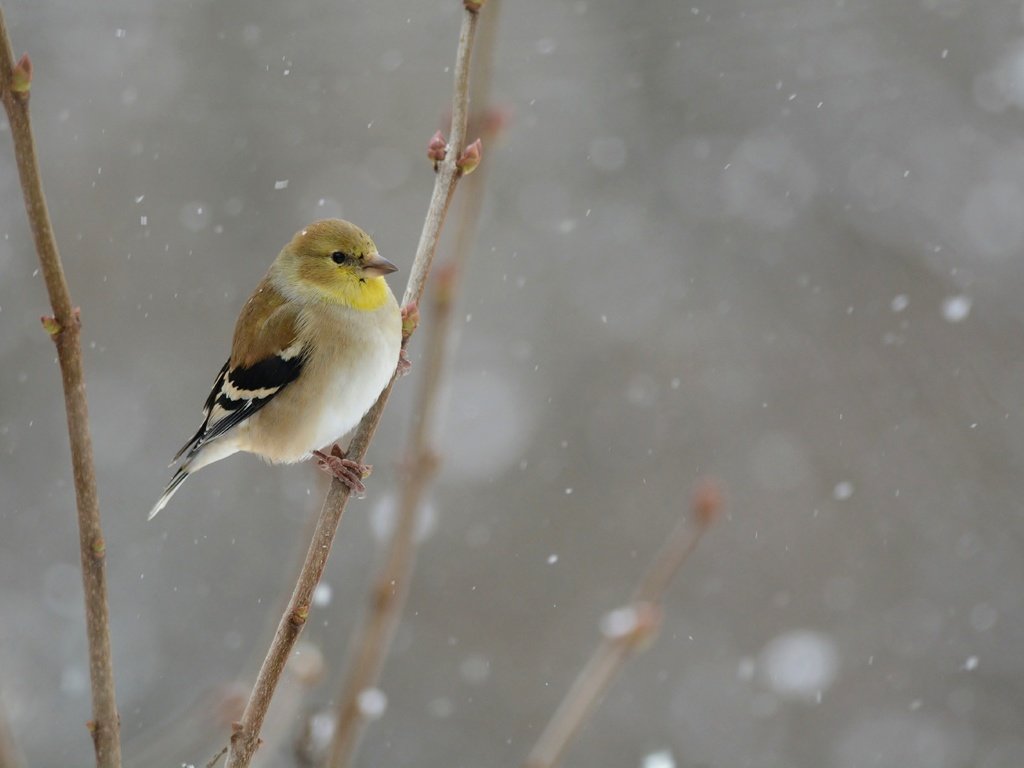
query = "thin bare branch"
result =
(204, 745, 228, 768)
(223, 6, 485, 767)
(522, 482, 722, 768)
(0, 9, 121, 768)
(324, 5, 503, 765)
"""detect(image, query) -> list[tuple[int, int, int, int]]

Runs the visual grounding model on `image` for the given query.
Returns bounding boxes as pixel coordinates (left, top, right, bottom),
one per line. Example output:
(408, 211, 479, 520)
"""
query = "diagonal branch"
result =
(224, 4, 486, 767)
(0, 9, 121, 768)
(323, 4, 503, 765)
(522, 482, 722, 768)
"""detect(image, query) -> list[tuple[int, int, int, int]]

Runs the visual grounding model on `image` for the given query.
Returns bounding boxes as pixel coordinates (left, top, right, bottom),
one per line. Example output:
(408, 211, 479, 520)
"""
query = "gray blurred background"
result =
(2, 0, 1024, 766)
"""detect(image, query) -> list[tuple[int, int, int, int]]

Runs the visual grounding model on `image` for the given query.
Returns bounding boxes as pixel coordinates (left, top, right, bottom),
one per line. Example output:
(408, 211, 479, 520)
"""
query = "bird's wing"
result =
(174, 281, 307, 463)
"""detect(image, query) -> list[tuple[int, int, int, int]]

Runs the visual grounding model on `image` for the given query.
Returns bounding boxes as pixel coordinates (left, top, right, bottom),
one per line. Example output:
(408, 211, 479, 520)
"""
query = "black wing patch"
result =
(173, 347, 307, 464)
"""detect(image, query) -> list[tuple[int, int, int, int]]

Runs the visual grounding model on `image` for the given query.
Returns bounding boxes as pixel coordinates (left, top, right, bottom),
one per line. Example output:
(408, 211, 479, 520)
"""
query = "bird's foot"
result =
(313, 445, 372, 495)
(396, 348, 412, 377)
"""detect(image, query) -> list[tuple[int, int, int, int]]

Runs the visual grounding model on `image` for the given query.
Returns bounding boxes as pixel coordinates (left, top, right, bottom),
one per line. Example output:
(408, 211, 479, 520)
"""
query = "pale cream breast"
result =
(237, 296, 401, 462)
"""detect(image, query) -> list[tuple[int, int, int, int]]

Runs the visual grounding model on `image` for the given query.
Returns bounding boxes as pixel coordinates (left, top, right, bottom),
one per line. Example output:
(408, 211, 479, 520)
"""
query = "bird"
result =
(148, 218, 404, 520)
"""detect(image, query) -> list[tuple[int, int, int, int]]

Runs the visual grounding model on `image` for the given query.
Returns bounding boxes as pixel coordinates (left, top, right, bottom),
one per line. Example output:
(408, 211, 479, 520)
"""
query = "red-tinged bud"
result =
(456, 138, 482, 176)
(11, 52, 32, 94)
(692, 479, 723, 529)
(401, 301, 420, 339)
(464, 0, 486, 11)
(427, 130, 448, 168)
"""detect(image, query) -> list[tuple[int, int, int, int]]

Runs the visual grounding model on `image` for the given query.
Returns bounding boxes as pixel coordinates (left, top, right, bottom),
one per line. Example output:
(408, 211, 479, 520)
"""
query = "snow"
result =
(833, 481, 854, 501)
(370, 494, 437, 544)
(312, 582, 332, 608)
(642, 750, 676, 768)
(178, 201, 209, 232)
(759, 629, 840, 701)
(941, 295, 972, 323)
(356, 688, 388, 719)
(601, 606, 639, 640)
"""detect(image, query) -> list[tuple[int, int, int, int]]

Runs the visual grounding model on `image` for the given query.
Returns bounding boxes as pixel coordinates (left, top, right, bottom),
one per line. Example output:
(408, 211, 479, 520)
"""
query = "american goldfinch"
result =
(149, 218, 402, 520)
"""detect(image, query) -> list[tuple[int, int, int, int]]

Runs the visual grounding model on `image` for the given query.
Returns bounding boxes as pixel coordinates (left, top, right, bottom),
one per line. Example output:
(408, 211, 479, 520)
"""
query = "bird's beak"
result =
(361, 253, 398, 278)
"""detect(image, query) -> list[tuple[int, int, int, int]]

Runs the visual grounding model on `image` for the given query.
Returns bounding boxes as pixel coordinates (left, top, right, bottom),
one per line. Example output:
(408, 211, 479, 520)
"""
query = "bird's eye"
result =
(331, 251, 347, 264)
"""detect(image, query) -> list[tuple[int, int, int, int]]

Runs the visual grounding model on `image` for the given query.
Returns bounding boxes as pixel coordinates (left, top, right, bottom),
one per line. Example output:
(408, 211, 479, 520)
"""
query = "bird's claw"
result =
(313, 445, 372, 496)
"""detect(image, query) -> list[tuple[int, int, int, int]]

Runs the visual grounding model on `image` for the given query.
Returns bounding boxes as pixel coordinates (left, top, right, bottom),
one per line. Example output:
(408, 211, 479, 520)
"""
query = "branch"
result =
(224, 4, 485, 767)
(203, 746, 228, 768)
(0, 9, 122, 768)
(522, 482, 722, 768)
(324, 5, 503, 766)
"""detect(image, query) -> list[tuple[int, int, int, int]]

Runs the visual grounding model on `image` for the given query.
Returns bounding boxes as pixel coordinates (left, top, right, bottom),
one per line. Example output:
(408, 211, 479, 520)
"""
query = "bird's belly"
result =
(309, 346, 396, 451)
(239, 302, 401, 464)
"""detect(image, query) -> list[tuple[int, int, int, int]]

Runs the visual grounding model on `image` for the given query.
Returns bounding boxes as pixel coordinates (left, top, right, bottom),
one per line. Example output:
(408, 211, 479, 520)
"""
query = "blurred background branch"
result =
(324, 4, 503, 766)
(523, 483, 721, 768)
(0, 8, 121, 768)
(224, 4, 487, 767)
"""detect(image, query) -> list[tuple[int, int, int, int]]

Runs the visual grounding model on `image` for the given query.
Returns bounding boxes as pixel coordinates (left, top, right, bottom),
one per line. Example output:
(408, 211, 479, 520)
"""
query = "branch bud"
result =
(692, 479, 723, 529)
(464, 0, 487, 11)
(401, 301, 420, 340)
(456, 138, 482, 176)
(11, 53, 32, 94)
(427, 130, 448, 169)
(41, 315, 61, 336)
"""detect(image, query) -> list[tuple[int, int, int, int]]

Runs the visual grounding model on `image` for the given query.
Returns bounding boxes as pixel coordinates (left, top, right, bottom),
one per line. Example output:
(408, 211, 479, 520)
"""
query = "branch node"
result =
(692, 478, 723, 529)
(11, 52, 31, 94)
(427, 130, 448, 171)
(456, 138, 483, 176)
(40, 314, 62, 337)
(401, 301, 420, 340)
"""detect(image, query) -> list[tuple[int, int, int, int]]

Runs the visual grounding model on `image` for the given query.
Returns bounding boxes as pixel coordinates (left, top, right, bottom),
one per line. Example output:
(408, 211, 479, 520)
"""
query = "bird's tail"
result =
(148, 468, 190, 520)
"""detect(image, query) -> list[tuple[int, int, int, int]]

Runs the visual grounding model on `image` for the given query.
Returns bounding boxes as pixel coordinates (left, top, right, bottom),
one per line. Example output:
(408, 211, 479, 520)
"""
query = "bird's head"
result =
(274, 218, 398, 310)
